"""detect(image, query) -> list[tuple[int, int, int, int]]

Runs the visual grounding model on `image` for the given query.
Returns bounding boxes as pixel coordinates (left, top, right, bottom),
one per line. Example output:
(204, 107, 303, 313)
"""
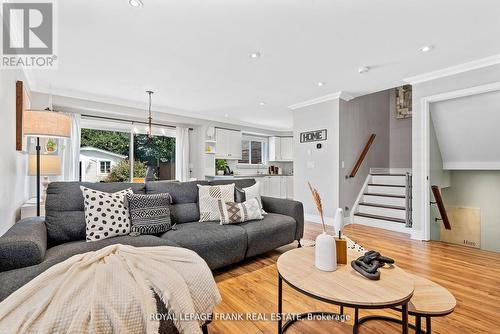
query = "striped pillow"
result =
(126, 193, 172, 235)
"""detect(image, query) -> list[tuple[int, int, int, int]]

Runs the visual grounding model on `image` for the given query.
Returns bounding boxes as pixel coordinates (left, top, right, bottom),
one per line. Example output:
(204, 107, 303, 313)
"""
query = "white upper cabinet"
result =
(280, 137, 293, 161)
(269, 136, 293, 161)
(216, 128, 242, 160)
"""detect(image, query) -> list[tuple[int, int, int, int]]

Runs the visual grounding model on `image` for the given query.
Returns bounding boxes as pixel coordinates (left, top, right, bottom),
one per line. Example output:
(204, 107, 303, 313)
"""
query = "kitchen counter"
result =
(205, 174, 293, 180)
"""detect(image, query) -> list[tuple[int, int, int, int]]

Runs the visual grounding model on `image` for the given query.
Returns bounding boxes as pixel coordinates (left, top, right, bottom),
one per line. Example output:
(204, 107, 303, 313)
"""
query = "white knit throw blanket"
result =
(0, 244, 222, 334)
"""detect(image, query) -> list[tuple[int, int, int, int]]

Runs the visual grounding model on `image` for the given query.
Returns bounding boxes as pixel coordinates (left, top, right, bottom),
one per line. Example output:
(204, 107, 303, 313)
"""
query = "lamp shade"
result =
(28, 155, 61, 176)
(24, 110, 71, 138)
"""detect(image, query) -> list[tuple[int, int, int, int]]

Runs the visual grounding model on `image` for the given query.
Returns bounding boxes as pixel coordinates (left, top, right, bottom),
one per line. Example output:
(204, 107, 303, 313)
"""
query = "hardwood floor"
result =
(209, 223, 500, 334)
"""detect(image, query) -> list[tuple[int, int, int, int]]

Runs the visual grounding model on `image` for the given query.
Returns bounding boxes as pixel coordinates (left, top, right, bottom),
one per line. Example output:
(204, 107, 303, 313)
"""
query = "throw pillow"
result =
(81, 186, 132, 242)
(198, 184, 235, 222)
(218, 198, 264, 225)
(126, 193, 172, 235)
(242, 182, 266, 214)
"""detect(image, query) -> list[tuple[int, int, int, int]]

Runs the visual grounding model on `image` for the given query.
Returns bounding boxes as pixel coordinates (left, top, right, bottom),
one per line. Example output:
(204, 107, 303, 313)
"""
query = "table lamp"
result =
(28, 154, 61, 203)
(23, 110, 71, 216)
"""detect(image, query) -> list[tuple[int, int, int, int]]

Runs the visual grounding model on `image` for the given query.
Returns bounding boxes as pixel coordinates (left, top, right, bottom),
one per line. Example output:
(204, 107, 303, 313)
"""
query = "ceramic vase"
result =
(315, 231, 337, 271)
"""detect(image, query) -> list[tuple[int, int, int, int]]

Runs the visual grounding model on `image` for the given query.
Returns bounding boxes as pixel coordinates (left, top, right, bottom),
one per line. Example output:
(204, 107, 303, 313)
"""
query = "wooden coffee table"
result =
(357, 273, 456, 334)
(277, 247, 415, 334)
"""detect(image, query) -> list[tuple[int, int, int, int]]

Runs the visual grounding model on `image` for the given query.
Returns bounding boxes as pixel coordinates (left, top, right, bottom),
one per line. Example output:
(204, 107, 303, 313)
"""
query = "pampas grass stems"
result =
(308, 182, 326, 233)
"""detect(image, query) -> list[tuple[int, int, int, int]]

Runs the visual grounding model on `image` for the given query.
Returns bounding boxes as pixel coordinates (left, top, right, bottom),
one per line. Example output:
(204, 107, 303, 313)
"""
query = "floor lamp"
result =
(23, 110, 71, 216)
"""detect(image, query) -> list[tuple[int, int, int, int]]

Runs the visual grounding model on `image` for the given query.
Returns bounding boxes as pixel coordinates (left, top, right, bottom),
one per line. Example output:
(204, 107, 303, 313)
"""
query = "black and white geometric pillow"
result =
(126, 193, 172, 235)
(80, 186, 132, 242)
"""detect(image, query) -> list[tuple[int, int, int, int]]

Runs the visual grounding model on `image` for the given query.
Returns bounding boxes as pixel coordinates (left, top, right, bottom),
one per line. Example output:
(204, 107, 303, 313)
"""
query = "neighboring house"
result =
(79, 147, 127, 182)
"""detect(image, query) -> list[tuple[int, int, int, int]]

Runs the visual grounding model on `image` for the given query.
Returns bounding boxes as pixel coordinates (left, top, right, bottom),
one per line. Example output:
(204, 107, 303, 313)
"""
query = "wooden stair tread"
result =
(364, 193, 405, 198)
(358, 202, 406, 210)
(368, 183, 405, 188)
(354, 212, 406, 224)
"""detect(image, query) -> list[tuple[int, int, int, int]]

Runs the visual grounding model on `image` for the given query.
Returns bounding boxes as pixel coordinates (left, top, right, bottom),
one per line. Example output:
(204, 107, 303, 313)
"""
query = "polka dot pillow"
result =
(80, 186, 133, 242)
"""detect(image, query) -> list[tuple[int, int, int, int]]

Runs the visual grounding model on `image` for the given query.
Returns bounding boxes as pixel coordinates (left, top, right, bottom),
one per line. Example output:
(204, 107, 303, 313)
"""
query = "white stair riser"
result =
(362, 195, 406, 207)
(371, 175, 406, 186)
(367, 185, 405, 196)
(358, 205, 406, 220)
(353, 216, 409, 234)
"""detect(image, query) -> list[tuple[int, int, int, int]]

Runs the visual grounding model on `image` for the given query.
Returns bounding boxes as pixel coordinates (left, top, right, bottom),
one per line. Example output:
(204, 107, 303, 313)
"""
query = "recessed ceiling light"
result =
(419, 45, 433, 53)
(259, 102, 266, 106)
(224, 113, 229, 118)
(129, 0, 143, 7)
(358, 66, 370, 74)
(317, 82, 326, 87)
(249, 52, 261, 59)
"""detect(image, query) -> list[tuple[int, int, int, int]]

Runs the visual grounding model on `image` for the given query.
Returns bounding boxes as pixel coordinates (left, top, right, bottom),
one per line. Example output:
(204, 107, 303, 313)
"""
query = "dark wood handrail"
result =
(348, 134, 376, 178)
(431, 185, 451, 230)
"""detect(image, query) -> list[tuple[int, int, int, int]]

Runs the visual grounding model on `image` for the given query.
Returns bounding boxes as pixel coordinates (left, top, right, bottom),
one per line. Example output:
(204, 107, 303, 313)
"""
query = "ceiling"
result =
(431, 90, 500, 169)
(27, 0, 500, 130)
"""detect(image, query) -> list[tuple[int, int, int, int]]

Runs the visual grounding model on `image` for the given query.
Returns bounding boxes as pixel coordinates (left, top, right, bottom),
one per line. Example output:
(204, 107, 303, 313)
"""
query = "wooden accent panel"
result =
(348, 133, 376, 178)
(210, 223, 500, 334)
(431, 185, 451, 229)
(440, 206, 481, 249)
(15, 81, 23, 151)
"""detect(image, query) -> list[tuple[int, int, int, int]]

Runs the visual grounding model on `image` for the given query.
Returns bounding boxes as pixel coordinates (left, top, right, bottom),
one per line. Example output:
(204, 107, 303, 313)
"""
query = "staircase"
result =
(352, 171, 412, 233)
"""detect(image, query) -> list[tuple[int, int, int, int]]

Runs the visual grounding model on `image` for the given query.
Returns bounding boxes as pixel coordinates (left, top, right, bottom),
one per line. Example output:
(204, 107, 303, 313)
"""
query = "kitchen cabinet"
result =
(280, 137, 293, 161)
(269, 136, 293, 161)
(254, 175, 293, 199)
(215, 128, 242, 160)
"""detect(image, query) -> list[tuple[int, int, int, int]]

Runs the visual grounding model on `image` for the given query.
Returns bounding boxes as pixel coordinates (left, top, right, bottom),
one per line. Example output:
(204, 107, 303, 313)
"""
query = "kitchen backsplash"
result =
(225, 160, 293, 175)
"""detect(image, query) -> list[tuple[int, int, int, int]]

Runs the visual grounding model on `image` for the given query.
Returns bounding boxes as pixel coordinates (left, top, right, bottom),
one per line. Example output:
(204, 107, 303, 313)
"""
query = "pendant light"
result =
(146, 90, 154, 139)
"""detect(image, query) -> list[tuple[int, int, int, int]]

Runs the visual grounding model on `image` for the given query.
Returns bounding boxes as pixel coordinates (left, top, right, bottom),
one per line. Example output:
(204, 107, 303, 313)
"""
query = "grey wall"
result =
(293, 99, 340, 222)
(0, 70, 30, 235)
(389, 89, 412, 168)
(429, 114, 450, 240)
(339, 90, 390, 215)
(442, 171, 500, 252)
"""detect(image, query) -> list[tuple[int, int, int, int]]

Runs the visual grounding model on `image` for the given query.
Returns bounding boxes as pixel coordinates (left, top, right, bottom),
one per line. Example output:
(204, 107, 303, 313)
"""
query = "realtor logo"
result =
(1, 1, 57, 68)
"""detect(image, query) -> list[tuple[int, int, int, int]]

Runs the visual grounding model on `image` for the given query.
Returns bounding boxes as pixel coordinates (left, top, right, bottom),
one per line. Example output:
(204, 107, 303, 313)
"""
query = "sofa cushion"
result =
(45, 182, 145, 246)
(239, 213, 296, 258)
(160, 222, 247, 269)
(45, 235, 180, 263)
(146, 181, 209, 224)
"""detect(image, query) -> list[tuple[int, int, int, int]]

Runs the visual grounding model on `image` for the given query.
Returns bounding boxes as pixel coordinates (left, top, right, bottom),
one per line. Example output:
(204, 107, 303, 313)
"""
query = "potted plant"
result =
(215, 159, 227, 175)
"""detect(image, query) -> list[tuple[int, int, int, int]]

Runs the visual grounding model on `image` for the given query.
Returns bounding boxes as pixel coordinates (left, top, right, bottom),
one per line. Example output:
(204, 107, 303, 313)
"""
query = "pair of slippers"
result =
(350, 250, 395, 280)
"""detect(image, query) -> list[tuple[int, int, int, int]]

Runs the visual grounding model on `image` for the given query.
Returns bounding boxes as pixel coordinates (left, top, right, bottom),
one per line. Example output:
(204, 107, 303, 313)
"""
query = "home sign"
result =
(300, 129, 327, 143)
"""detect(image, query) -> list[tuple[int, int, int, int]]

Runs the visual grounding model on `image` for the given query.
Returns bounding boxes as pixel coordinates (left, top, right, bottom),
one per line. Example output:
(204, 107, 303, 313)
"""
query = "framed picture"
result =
(395, 85, 412, 119)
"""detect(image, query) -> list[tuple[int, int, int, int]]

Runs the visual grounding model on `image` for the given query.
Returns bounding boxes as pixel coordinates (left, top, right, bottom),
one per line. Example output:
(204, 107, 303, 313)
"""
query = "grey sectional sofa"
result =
(0, 178, 303, 301)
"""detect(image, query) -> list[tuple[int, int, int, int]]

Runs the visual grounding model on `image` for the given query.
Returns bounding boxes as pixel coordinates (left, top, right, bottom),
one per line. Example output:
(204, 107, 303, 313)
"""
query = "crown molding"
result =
(31, 87, 293, 132)
(404, 54, 500, 85)
(288, 91, 355, 110)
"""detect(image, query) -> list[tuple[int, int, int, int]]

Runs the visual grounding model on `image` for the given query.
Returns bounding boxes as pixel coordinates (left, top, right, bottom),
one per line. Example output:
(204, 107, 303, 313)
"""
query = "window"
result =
(238, 136, 266, 165)
(100, 161, 111, 174)
(80, 120, 176, 183)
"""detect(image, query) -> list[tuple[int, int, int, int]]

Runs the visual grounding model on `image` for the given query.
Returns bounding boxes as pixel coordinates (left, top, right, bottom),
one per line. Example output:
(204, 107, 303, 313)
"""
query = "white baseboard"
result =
(410, 229, 428, 241)
(304, 214, 335, 225)
(304, 214, 351, 233)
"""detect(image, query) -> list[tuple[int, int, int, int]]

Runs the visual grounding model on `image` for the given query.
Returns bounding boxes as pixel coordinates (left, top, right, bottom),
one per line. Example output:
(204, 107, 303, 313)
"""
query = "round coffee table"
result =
(357, 273, 456, 334)
(277, 247, 414, 334)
